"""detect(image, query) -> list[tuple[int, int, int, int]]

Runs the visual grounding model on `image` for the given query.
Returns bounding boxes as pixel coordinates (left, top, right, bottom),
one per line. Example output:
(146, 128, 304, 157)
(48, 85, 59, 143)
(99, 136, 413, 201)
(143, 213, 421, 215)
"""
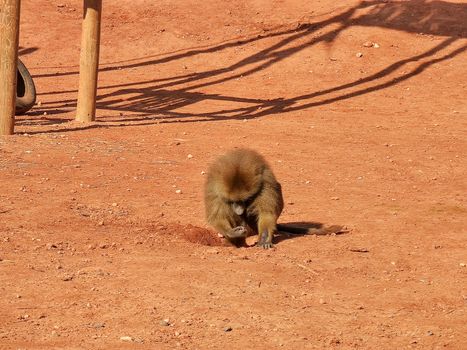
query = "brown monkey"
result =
(204, 148, 345, 249)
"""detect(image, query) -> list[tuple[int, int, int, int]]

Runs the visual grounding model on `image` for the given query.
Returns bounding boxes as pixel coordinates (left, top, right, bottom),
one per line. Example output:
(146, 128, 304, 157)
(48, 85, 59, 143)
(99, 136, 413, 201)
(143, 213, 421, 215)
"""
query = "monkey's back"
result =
(206, 149, 268, 198)
(205, 148, 283, 219)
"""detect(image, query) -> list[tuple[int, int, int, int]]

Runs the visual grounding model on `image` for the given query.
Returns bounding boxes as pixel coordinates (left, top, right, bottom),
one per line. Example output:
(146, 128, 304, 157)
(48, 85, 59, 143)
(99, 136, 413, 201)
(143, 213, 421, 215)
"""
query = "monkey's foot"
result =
(257, 234, 274, 249)
(259, 242, 274, 249)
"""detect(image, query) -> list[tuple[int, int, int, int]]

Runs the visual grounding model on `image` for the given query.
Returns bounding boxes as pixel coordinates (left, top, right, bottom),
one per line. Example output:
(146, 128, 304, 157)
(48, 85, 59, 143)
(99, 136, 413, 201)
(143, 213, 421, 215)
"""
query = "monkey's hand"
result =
(228, 226, 247, 239)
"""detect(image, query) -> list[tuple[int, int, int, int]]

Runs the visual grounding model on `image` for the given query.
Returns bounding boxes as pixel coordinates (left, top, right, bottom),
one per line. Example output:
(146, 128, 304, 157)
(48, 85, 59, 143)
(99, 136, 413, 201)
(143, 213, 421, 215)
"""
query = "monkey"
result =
(204, 148, 346, 249)
(204, 148, 283, 249)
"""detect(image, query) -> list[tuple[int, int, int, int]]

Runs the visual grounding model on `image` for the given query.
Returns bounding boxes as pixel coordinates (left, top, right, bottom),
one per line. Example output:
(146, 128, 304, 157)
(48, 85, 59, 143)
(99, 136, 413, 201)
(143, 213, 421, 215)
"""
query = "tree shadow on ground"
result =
(23, 0, 467, 132)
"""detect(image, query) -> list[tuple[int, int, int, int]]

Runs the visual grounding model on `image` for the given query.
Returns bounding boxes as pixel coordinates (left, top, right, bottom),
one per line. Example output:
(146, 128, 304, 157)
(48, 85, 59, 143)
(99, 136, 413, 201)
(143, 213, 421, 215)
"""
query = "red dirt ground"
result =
(1, 1, 466, 349)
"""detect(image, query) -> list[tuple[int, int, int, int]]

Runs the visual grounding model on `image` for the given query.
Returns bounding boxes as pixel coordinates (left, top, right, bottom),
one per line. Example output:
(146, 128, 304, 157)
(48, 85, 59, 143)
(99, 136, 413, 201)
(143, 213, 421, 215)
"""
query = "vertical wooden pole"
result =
(76, 0, 102, 122)
(0, 0, 21, 135)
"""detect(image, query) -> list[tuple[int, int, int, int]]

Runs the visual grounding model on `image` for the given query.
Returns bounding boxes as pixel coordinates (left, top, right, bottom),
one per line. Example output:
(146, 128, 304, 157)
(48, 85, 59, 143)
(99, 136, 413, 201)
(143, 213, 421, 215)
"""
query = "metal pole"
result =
(0, 0, 21, 135)
(76, 0, 102, 122)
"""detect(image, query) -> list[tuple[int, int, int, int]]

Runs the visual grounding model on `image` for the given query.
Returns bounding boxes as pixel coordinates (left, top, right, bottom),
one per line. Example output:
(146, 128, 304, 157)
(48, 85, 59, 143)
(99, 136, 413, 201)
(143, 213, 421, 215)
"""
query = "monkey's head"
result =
(224, 169, 262, 214)
(213, 151, 265, 216)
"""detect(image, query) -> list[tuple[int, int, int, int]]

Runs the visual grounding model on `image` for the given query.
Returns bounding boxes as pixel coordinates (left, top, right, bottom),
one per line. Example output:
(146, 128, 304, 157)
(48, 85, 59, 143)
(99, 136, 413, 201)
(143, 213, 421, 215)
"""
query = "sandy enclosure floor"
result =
(1, 1, 466, 349)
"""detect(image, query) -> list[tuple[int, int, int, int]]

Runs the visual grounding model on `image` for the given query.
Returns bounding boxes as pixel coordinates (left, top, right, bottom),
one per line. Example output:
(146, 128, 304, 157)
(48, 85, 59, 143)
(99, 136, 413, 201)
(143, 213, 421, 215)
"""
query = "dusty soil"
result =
(1, 0, 466, 349)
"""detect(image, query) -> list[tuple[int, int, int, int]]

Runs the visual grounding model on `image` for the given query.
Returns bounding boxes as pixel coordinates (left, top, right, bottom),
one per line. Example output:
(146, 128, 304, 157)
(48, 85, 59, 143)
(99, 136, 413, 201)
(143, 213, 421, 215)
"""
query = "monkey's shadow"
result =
(273, 221, 348, 244)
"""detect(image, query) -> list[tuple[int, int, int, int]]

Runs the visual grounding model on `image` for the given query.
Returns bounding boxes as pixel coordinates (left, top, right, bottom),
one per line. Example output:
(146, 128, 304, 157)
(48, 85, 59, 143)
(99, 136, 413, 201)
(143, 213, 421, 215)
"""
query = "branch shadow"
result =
(356, 0, 467, 38)
(23, 0, 467, 132)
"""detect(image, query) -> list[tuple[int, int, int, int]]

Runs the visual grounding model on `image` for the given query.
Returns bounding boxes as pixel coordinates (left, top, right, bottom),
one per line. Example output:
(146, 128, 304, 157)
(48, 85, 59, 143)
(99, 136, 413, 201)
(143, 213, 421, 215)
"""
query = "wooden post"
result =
(76, 0, 102, 122)
(0, 0, 21, 135)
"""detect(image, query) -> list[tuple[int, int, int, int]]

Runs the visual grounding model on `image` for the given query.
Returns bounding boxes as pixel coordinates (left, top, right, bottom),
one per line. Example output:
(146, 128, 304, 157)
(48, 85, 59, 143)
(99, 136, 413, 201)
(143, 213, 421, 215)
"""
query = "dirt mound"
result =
(181, 224, 224, 246)
(162, 223, 224, 246)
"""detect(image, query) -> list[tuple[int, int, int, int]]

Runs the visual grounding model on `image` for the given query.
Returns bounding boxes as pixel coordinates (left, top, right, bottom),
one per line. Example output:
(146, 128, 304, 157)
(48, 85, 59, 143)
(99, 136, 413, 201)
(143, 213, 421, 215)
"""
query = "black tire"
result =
(15, 58, 36, 115)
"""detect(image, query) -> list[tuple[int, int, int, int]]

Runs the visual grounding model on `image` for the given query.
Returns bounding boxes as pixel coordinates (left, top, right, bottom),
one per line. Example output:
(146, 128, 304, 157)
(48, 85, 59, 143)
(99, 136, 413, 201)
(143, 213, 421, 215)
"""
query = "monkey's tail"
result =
(277, 223, 348, 236)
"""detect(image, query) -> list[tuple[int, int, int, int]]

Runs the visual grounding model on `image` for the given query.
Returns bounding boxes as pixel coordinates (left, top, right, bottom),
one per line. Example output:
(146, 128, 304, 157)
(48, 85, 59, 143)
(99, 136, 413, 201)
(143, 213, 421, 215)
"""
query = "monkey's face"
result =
(208, 154, 264, 217)
(231, 202, 245, 216)
(221, 170, 262, 217)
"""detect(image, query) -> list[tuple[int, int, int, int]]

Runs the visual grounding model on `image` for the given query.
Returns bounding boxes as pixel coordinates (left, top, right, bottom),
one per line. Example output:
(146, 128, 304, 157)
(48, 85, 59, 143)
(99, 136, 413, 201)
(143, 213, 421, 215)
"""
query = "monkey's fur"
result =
(204, 148, 345, 248)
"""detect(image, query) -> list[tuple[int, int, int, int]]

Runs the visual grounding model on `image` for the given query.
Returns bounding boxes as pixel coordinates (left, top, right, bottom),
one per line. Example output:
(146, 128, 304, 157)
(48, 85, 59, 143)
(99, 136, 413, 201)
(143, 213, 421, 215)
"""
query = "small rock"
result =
(356, 52, 363, 58)
(46, 243, 58, 250)
(120, 336, 133, 342)
(373, 43, 380, 48)
(330, 196, 339, 200)
(61, 274, 74, 281)
(90, 322, 105, 329)
(160, 319, 170, 326)
(319, 298, 326, 304)
(223, 326, 233, 332)
(175, 189, 182, 194)
(460, 263, 466, 267)
(363, 41, 373, 47)
(187, 154, 193, 159)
